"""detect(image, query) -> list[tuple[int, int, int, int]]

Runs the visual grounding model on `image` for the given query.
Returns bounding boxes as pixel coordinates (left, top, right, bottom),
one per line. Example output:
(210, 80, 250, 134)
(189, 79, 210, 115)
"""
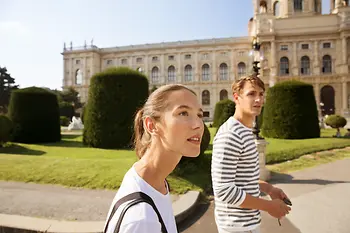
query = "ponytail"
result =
(133, 108, 147, 159)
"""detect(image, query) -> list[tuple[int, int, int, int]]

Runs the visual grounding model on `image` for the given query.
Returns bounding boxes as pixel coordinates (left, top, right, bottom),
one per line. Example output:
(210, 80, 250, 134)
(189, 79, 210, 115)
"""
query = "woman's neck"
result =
(134, 143, 181, 195)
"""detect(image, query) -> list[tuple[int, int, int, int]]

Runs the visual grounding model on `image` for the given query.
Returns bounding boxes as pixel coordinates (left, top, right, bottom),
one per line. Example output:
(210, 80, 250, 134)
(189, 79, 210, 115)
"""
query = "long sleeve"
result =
(211, 131, 247, 206)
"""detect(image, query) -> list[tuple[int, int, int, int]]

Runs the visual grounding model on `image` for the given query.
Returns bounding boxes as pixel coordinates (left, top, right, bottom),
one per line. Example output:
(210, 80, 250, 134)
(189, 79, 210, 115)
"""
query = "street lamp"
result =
(251, 37, 263, 140)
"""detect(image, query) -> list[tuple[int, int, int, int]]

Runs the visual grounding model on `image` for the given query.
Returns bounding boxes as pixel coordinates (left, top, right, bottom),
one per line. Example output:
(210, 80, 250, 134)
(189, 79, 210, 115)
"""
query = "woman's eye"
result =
(179, 111, 189, 116)
(198, 114, 203, 118)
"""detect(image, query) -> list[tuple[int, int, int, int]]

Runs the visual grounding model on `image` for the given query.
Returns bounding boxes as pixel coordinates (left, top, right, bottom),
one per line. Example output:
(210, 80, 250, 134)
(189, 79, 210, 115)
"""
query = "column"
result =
(343, 81, 348, 113)
(314, 83, 321, 116)
(212, 51, 217, 81)
(71, 58, 74, 86)
(84, 57, 87, 86)
(177, 53, 182, 83)
(161, 54, 165, 84)
(195, 52, 199, 82)
(342, 37, 347, 64)
(269, 41, 277, 87)
(292, 42, 298, 75)
(314, 41, 319, 69)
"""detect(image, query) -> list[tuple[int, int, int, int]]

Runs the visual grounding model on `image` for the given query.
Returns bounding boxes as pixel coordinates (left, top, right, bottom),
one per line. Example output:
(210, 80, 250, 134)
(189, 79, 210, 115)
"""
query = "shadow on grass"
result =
(269, 171, 350, 185)
(61, 134, 81, 140)
(0, 144, 46, 156)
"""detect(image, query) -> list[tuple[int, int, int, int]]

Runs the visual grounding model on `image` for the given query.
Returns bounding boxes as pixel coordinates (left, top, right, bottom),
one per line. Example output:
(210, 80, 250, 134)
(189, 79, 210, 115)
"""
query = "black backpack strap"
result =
(104, 192, 168, 233)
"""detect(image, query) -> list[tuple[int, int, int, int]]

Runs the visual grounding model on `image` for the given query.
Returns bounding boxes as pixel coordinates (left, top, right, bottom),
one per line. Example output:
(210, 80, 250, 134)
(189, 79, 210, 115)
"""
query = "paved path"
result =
(0, 182, 179, 221)
(178, 158, 350, 233)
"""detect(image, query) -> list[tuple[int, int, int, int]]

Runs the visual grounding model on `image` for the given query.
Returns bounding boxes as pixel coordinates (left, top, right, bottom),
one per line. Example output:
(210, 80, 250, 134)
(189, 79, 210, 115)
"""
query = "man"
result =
(211, 75, 291, 233)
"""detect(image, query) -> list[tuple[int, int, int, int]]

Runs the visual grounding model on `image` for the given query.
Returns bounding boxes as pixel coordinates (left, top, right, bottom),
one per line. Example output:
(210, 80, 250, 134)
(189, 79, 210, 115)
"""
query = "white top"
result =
(104, 165, 178, 233)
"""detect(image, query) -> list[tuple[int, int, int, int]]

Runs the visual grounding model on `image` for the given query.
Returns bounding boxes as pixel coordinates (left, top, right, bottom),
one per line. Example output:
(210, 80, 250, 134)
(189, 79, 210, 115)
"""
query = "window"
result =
(121, 59, 127, 65)
(238, 51, 245, 56)
(294, 0, 303, 12)
(280, 57, 289, 75)
(151, 67, 159, 83)
(219, 63, 228, 81)
(202, 90, 210, 105)
(184, 65, 192, 82)
(107, 60, 113, 65)
(202, 64, 210, 81)
(323, 42, 331, 48)
(238, 62, 246, 77)
(185, 54, 191, 59)
(75, 69, 83, 85)
(220, 89, 228, 100)
(202, 53, 209, 59)
(322, 55, 332, 73)
(300, 56, 310, 75)
(76, 60, 80, 65)
(301, 44, 309, 49)
(136, 57, 142, 63)
(280, 45, 288, 50)
(168, 66, 175, 82)
(152, 56, 158, 62)
(168, 55, 174, 60)
(274, 1, 280, 17)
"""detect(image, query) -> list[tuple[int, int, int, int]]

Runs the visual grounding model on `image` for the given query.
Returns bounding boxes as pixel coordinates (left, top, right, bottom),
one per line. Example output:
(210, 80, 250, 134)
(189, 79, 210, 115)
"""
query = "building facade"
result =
(62, 0, 350, 120)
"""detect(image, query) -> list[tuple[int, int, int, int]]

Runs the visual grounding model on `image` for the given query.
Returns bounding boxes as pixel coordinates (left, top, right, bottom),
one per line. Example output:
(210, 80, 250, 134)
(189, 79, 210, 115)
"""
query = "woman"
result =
(104, 84, 204, 233)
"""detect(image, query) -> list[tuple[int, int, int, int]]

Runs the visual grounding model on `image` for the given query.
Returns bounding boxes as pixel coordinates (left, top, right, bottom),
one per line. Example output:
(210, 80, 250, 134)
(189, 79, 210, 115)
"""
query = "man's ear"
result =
(233, 93, 239, 103)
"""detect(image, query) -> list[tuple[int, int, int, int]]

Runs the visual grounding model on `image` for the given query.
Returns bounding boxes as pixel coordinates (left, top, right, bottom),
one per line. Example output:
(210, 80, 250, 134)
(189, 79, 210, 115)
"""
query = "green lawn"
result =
(0, 135, 207, 194)
(0, 128, 349, 195)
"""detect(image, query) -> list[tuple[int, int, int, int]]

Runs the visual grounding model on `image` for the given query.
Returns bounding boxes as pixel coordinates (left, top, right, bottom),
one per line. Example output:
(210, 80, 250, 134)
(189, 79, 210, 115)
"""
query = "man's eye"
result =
(179, 111, 189, 116)
(198, 113, 203, 118)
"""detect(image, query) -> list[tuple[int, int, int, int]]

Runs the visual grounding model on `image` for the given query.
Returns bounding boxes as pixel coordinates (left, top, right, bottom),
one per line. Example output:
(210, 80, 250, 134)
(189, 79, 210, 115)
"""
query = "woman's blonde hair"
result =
(133, 84, 196, 158)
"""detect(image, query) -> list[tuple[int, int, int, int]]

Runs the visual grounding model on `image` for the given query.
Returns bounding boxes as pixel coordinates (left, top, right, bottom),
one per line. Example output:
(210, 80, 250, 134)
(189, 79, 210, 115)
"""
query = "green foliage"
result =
(83, 67, 149, 149)
(59, 102, 75, 120)
(7, 87, 61, 143)
(213, 99, 235, 127)
(325, 114, 347, 129)
(80, 104, 86, 124)
(0, 66, 19, 113)
(261, 80, 320, 139)
(60, 116, 70, 126)
(0, 115, 13, 147)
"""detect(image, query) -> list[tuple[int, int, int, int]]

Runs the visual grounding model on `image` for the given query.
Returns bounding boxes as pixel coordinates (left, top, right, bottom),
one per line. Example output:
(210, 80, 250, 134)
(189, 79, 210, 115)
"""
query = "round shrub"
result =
(261, 80, 320, 139)
(83, 67, 149, 149)
(59, 102, 75, 120)
(325, 114, 347, 129)
(60, 116, 70, 126)
(200, 123, 211, 155)
(213, 99, 235, 127)
(8, 87, 61, 143)
(0, 115, 13, 147)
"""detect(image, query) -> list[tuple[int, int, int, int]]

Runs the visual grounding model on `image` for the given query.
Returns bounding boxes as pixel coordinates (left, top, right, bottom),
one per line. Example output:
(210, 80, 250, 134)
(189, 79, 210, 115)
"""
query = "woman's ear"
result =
(144, 116, 157, 135)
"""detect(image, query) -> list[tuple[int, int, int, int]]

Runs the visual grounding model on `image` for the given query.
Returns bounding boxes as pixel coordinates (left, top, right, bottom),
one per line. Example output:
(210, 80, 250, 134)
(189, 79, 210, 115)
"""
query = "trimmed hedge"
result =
(261, 80, 320, 139)
(59, 102, 75, 120)
(0, 115, 13, 147)
(213, 99, 235, 127)
(325, 114, 347, 129)
(83, 67, 149, 149)
(8, 87, 61, 143)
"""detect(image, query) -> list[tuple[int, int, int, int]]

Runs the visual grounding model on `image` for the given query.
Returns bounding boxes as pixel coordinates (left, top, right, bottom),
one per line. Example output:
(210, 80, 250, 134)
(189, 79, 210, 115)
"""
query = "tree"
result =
(0, 67, 19, 113)
(60, 87, 82, 109)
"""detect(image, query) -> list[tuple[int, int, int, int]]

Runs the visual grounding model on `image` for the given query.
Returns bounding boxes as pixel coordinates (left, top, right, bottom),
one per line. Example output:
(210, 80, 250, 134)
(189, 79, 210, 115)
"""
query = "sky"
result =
(1, 0, 331, 90)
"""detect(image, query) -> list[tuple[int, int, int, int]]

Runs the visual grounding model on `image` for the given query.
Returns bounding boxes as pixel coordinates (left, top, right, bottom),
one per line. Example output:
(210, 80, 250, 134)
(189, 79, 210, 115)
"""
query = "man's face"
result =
(234, 81, 265, 117)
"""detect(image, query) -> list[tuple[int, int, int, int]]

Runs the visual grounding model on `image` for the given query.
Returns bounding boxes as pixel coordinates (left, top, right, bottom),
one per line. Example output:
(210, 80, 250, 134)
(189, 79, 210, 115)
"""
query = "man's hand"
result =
(269, 186, 288, 201)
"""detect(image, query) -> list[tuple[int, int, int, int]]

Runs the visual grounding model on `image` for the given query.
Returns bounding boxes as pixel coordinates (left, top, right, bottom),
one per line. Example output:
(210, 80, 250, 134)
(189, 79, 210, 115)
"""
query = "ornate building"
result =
(62, 0, 350, 120)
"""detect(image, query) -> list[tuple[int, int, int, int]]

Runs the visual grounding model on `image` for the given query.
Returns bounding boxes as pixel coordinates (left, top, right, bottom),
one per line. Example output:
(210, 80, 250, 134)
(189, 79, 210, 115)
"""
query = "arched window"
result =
(322, 55, 332, 73)
(274, 1, 280, 16)
(237, 62, 246, 78)
(220, 89, 228, 100)
(151, 67, 159, 83)
(202, 64, 210, 81)
(75, 69, 83, 85)
(260, 1, 267, 13)
(168, 66, 175, 82)
(294, 0, 303, 12)
(280, 57, 289, 75)
(202, 90, 210, 105)
(300, 56, 310, 75)
(219, 63, 228, 80)
(184, 65, 192, 82)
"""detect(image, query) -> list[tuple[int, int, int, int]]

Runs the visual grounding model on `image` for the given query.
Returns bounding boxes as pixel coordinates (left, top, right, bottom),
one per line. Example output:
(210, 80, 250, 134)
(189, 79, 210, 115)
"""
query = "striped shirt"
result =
(211, 116, 261, 232)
